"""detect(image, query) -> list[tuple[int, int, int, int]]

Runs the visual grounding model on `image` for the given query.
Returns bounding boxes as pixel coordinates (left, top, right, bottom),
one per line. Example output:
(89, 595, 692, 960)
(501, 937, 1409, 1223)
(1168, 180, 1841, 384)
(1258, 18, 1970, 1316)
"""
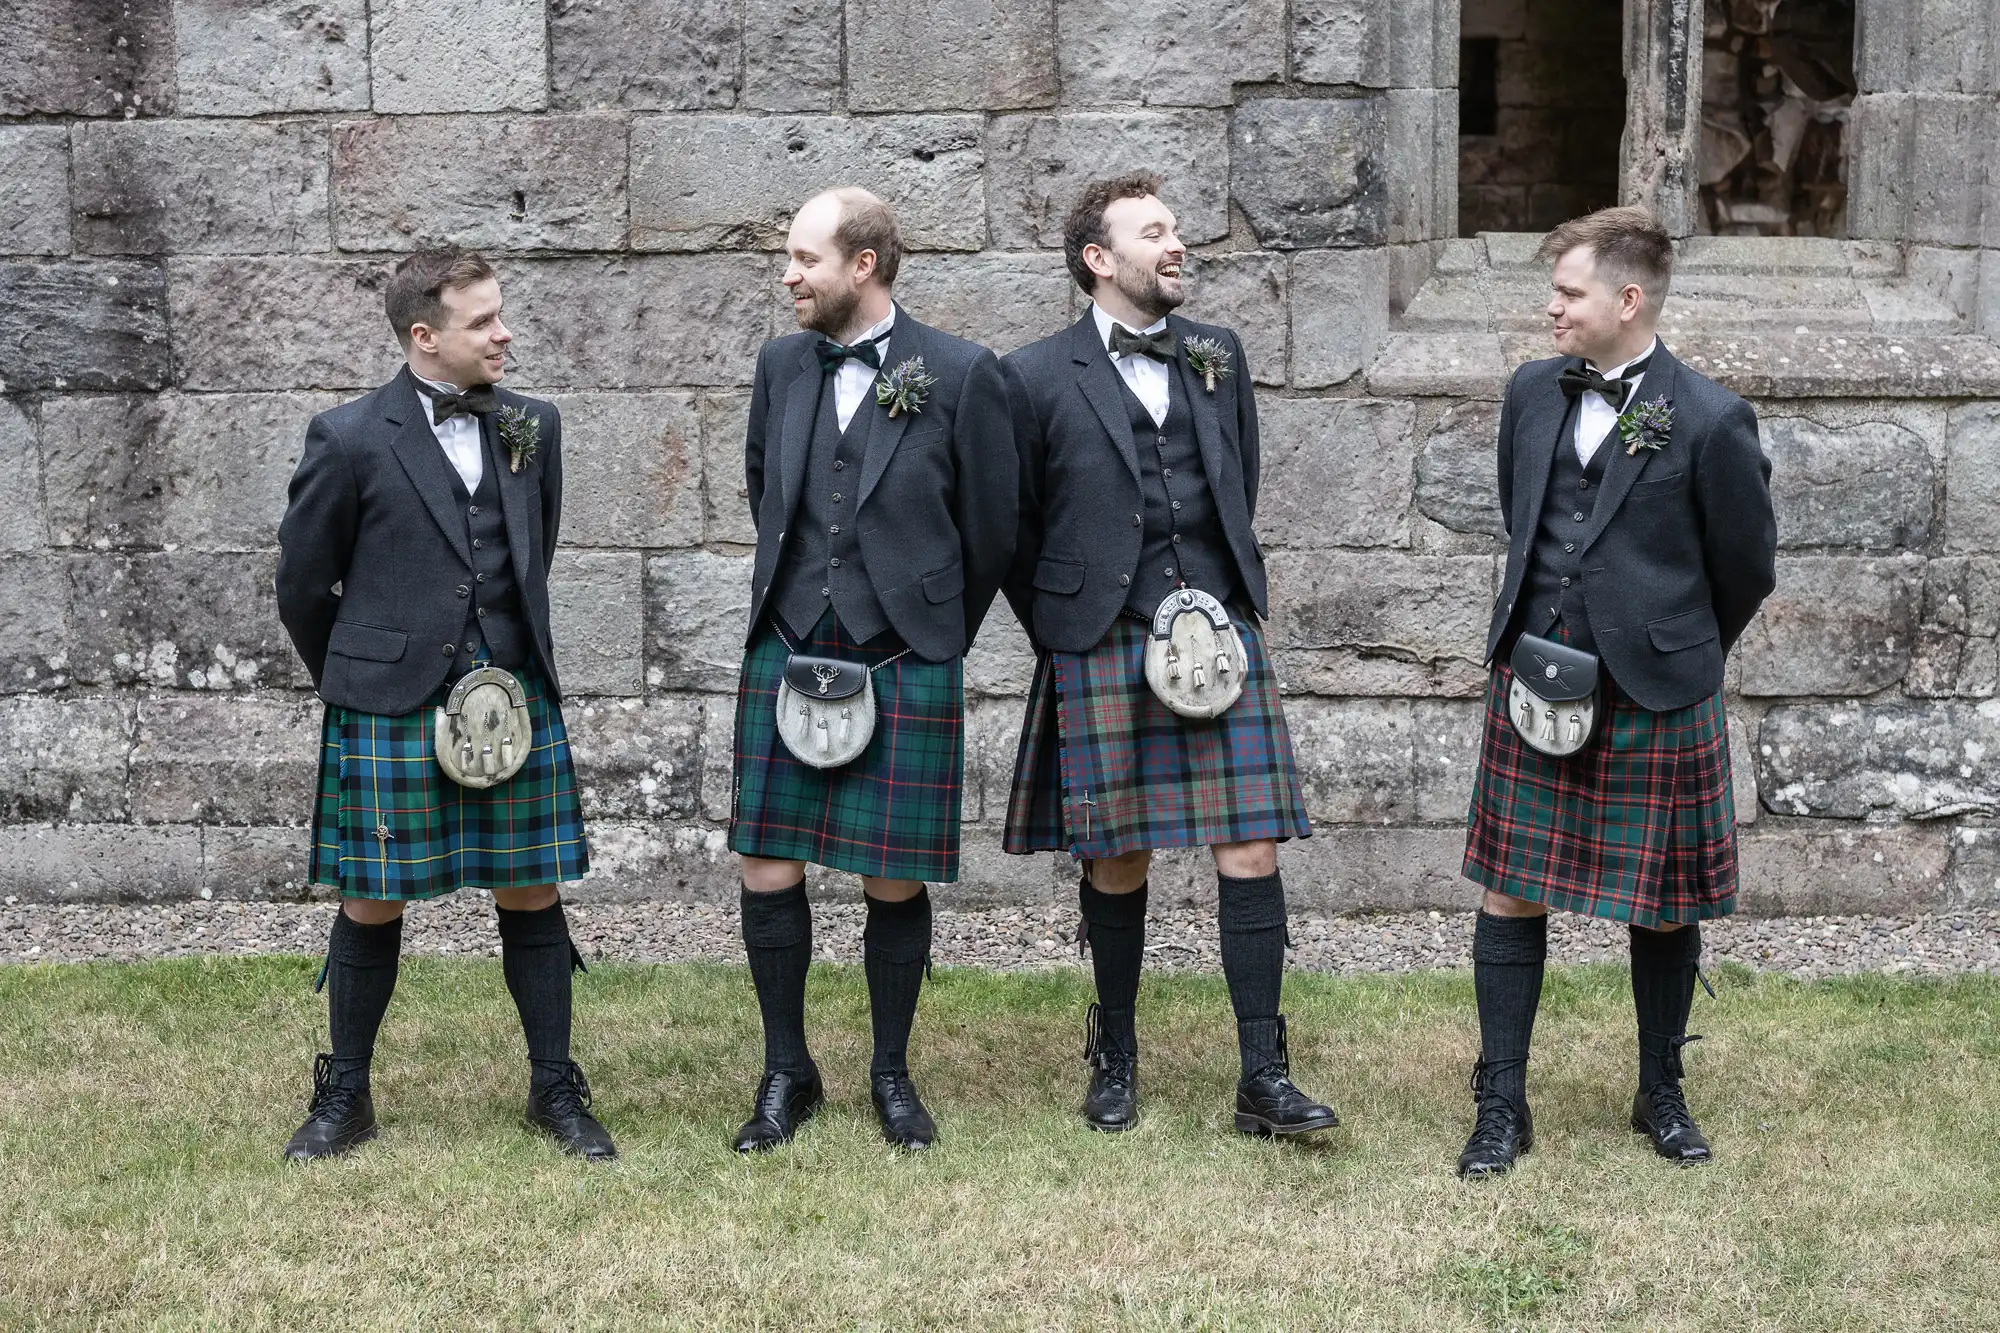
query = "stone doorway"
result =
(1457, 0, 1628, 234)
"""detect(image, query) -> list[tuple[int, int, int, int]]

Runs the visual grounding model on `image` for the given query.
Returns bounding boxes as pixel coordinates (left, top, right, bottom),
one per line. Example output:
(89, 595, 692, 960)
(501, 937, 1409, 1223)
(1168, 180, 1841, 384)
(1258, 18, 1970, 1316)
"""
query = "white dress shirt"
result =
(1573, 337, 1658, 466)
(413, 371, 485, 494)
(833, 310, 896, 433)
(1092, 303, 1171, 427)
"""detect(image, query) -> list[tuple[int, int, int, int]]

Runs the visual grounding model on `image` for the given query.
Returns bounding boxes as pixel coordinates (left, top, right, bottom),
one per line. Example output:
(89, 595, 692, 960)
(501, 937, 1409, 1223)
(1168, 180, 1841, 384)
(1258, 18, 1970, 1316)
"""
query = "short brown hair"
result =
(1535, 205, 1673, 311)
(826, 187, 903, 287)
(1063, 171, 1165, 294)
(385, 247, 496, 349)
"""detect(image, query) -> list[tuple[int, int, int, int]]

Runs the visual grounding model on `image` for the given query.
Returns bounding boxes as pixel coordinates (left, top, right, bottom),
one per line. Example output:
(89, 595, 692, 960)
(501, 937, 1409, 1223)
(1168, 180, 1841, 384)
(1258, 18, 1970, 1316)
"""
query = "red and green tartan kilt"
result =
(309, 662, 589, 901)
(729, 612, 965, 882)
(1004, 613, 1310, 860)
(1462, 644, 1739, 929)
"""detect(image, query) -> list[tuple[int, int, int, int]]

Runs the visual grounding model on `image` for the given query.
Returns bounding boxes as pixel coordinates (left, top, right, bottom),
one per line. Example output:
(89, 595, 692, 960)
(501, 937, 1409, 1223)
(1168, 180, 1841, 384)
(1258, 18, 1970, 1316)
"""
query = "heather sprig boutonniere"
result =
(875, 356, 937, 419)
(1617, 396, 1674, 455)
(496, 403, 540, 474)
(1183, 336, 1233, 393)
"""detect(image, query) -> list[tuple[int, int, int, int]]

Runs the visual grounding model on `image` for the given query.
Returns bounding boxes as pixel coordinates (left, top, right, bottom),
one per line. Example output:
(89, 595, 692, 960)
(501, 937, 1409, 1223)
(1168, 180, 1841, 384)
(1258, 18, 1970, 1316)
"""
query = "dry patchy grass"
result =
(0, 958, 1996, 1330)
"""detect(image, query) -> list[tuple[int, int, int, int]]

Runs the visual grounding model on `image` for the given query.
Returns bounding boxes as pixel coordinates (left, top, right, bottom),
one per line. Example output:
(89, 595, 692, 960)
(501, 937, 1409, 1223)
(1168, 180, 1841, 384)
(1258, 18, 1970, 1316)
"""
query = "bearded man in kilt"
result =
(1456, 207, 1776, 1178)
(727, 188, 1016, 1152)
(1000, 173, 1335, 1138)
(274, 247, 613, 1163)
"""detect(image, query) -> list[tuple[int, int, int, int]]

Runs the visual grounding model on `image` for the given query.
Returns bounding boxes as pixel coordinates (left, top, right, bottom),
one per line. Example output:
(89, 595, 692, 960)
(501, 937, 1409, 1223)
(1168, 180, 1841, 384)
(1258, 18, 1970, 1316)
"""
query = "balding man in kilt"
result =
(275, 247, 614, 1162)
(726, 188, 1016, 1152)
(1001, 172, 1336, 1139)
(1456, 206, 1776, 1178)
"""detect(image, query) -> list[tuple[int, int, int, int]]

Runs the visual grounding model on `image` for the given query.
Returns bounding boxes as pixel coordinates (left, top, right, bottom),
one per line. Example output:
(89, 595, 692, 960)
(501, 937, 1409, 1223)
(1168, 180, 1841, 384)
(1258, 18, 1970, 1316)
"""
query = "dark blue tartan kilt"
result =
(729, 612, 965, 882)
(309, 661, 589, 901)
(1461, 631, 1739, 929)
(1004, 613, 1311, 860)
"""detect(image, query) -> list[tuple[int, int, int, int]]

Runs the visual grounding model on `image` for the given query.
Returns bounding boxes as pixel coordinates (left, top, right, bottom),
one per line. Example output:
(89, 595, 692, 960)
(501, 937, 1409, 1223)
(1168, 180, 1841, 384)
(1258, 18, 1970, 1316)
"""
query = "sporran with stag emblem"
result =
(1143, 587, 1250, 719)
(772, 624, 908, 768)
(1506, 631, 1602, 758)
(435, 666, 535, 788)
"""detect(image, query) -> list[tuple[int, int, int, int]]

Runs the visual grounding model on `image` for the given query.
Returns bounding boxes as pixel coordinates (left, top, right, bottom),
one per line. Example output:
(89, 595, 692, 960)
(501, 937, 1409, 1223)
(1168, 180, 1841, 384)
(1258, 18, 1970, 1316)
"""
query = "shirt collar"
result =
(851, 309, 895, 350)
(1092, 302, 1169, 355)
(410, 370, 463, 427)
(1586, 336, 1659, 381)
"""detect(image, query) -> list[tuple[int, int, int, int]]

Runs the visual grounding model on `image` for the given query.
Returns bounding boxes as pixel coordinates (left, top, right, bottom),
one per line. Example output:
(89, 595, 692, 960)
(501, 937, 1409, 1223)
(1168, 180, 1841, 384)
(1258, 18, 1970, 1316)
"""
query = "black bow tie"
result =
(1557, 359, 1649, 407)
(415, 380, 499, 422)
(816, 332, 887, 374)
(1108, 324, 1177, 362)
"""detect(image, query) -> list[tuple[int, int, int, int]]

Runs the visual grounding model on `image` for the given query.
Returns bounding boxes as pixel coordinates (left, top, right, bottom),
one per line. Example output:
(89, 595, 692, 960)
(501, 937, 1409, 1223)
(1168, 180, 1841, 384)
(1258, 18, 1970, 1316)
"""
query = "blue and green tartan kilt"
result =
(1462, 629, 1738, 929)
(309, 661, 589, 901)
(729, 612, 965, 882)
(1004, 613, 1311, 860)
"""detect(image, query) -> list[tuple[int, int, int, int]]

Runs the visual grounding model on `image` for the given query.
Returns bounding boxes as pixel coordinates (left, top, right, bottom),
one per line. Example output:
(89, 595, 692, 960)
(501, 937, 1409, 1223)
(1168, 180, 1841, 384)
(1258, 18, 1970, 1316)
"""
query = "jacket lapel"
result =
(1580, 349, 1679, 553)
(383, 368, 473, 567)
(1169, 318, 1230, 493)
(856, 308, 919, 506)
(777, 338, 821, 520)
(1070, 315, 1142, 484)
(486, 406, 537, 589)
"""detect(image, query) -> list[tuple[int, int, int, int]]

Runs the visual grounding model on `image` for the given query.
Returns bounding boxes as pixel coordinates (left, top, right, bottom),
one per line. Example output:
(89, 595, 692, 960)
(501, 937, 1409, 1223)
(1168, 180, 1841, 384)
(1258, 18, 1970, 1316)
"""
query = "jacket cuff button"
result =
(1118, 574, 1131, 586)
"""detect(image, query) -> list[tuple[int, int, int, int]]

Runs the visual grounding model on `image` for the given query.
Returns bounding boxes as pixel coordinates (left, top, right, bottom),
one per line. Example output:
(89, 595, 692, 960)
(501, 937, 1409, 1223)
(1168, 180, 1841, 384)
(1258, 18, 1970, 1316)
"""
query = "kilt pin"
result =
(1005, 614, 1309, 860)
(1461, 623, 1736, 931)
(729, 611, 965, 883)
(309, 659, 589, 901)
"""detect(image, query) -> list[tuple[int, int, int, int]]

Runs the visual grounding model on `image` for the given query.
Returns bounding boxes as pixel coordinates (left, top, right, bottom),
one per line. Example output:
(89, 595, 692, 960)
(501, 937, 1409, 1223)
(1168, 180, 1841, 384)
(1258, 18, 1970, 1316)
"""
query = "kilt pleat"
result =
(1004, 614, 1310, 860)
(1462, 642, 1738, 929)
(309, 662, 589, 900)
(729, 612, 964, 882)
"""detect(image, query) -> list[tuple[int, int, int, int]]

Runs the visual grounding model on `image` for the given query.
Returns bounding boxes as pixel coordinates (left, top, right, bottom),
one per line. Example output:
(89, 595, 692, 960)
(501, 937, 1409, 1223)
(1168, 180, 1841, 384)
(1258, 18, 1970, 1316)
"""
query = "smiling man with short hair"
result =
(1455, 205, 1777, 1179)
(1000, 173, 1335, 1140)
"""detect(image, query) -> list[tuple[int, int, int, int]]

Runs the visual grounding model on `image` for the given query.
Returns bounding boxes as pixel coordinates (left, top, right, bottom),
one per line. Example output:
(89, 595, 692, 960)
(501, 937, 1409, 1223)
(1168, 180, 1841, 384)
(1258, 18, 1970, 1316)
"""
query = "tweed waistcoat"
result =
(1515, 404, 1615, 653)
(1116, 368, 1238, 618)
(771, 371, 891, 645)
(448, 442, 529, 670)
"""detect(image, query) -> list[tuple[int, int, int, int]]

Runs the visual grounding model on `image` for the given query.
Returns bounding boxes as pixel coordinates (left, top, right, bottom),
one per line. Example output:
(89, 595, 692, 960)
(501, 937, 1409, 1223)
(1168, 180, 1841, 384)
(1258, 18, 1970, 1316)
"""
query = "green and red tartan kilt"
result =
(1462, 643, 1738, 929)
(309, 662, 589, 901)
(729, 612, 965, 882)
(1004, 613, 1310, 860)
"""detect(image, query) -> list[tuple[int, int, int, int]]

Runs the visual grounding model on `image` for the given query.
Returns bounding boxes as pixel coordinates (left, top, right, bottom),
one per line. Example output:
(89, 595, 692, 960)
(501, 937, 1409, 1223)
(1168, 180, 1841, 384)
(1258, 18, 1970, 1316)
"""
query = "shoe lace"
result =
(1082, 1003, 1136, 1087)
(305, 1052, 366, 1123)
(1464, 1057, 1525, 1150)
(1244, 1015, 1294, 1085)
(751, 1069, 796, 1118)
(535, 1061, 594, 1119)
(876, 1072, 920, 1114)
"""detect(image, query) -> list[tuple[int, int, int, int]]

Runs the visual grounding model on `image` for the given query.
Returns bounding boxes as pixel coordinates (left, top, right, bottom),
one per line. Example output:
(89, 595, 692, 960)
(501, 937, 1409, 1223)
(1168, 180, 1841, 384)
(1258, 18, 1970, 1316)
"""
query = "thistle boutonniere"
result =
(496, 403, 540, 474)
(1617, 396, 1674, 455)
(1183, 336, 1233, 393)
(875, 356, 937, 419)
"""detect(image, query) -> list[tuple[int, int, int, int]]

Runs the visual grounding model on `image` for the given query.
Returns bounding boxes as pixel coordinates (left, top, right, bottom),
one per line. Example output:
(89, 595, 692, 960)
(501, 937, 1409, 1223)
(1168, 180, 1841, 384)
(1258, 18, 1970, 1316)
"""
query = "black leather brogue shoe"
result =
(526, 1061, 618, 1162)
(1233, 1016, 1338, 1137)
(733, 1066, 825, 1153)
(1631, 1084, 1712, 1164)
(870, 1071, 937, 1150)
(283, 1053, 379, 1162)
(1081, 1003, 1140, 1133)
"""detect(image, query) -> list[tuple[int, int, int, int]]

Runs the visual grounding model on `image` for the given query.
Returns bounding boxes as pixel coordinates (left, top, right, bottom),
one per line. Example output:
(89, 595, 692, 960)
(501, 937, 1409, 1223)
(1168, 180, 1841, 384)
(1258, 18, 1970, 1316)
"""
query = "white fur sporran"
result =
(1142, 588, 1249, 719)
(434, 666, 534, 788)
(775, 654, 880, 769)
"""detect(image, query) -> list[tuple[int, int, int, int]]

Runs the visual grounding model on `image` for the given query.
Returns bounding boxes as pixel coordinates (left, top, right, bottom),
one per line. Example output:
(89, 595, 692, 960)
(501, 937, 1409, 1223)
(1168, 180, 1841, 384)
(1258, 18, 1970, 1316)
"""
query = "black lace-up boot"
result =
(1630, 923, 1712, 1164)
(283, 1053, 379, 1162)
(1080, 1002, 1140, 1132)
(526, 1060, 618, 1161)
(1457, 1057, 1534, 1178)
(1631, 1035, 1712, 1163)
(1233, 1016, 1338, 1136)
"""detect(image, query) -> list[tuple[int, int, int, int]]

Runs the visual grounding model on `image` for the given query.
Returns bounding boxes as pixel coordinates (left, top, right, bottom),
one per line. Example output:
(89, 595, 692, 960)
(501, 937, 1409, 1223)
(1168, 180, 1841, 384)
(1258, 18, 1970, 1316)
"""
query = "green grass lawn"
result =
(2, 957, 1997, 1331)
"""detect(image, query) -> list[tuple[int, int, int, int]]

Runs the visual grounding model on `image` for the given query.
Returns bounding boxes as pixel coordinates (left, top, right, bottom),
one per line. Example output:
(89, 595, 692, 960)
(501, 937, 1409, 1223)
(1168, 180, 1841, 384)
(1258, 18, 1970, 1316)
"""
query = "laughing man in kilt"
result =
(274, 248, 614, 1162)
(1001, 173, 1336, 1138)
(727, 189, 1016, 1152)
(1456, 207, 1776, 1178)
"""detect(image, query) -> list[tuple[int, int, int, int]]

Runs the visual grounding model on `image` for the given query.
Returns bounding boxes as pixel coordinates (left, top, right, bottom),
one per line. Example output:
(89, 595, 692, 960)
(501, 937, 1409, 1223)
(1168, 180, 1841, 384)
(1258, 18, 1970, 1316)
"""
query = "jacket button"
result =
(469, 504, 481, 514)
(477, 606, 488, 618)
(1560, 577, 1571, 587)
(1563, 542, 1575, 553)
(1118, 574, 1131, 586)
(1132, 513, 1141, 526)
(476, 573, 487, 583)
(456, 585, 469, 598)
(830, 557, 842, 568)
(1171, 533, 1182, 545)
(443, 644, 456, 657)
(1572, 511, 1585, 522)
(473, 538, 484, 549)
(832, 460, 845, 471)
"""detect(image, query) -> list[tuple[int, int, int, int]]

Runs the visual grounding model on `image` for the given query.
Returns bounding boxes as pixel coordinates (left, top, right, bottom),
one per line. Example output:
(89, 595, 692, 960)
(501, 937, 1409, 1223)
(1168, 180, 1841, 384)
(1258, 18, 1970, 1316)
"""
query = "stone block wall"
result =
(1, 0, 1997, 914)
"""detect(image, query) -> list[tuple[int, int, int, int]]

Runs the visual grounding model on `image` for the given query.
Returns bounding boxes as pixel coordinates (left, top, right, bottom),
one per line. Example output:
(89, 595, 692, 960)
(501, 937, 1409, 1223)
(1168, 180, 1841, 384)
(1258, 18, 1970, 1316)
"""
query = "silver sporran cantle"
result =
(1505, 631, 1602, 758)
(1143, 587, 1249, 719)
(435, 666, 534, 788)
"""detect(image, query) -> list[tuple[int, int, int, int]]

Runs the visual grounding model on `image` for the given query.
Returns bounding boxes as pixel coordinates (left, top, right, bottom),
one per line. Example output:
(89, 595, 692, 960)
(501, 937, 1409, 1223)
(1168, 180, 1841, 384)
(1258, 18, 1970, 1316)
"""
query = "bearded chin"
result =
(1121, 264, 1184, 319)
(804, 284, 861, 337)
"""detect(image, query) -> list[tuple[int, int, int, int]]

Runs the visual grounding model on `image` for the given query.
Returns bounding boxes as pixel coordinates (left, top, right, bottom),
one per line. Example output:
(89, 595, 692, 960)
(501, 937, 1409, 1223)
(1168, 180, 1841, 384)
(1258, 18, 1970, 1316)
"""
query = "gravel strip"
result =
(4, 897, 1998, 979)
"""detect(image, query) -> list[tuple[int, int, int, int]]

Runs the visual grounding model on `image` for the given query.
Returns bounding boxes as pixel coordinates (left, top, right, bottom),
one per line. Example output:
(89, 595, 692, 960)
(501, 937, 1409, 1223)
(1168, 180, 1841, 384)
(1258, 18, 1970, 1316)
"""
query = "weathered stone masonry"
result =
(2, 0, 1997, 912)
